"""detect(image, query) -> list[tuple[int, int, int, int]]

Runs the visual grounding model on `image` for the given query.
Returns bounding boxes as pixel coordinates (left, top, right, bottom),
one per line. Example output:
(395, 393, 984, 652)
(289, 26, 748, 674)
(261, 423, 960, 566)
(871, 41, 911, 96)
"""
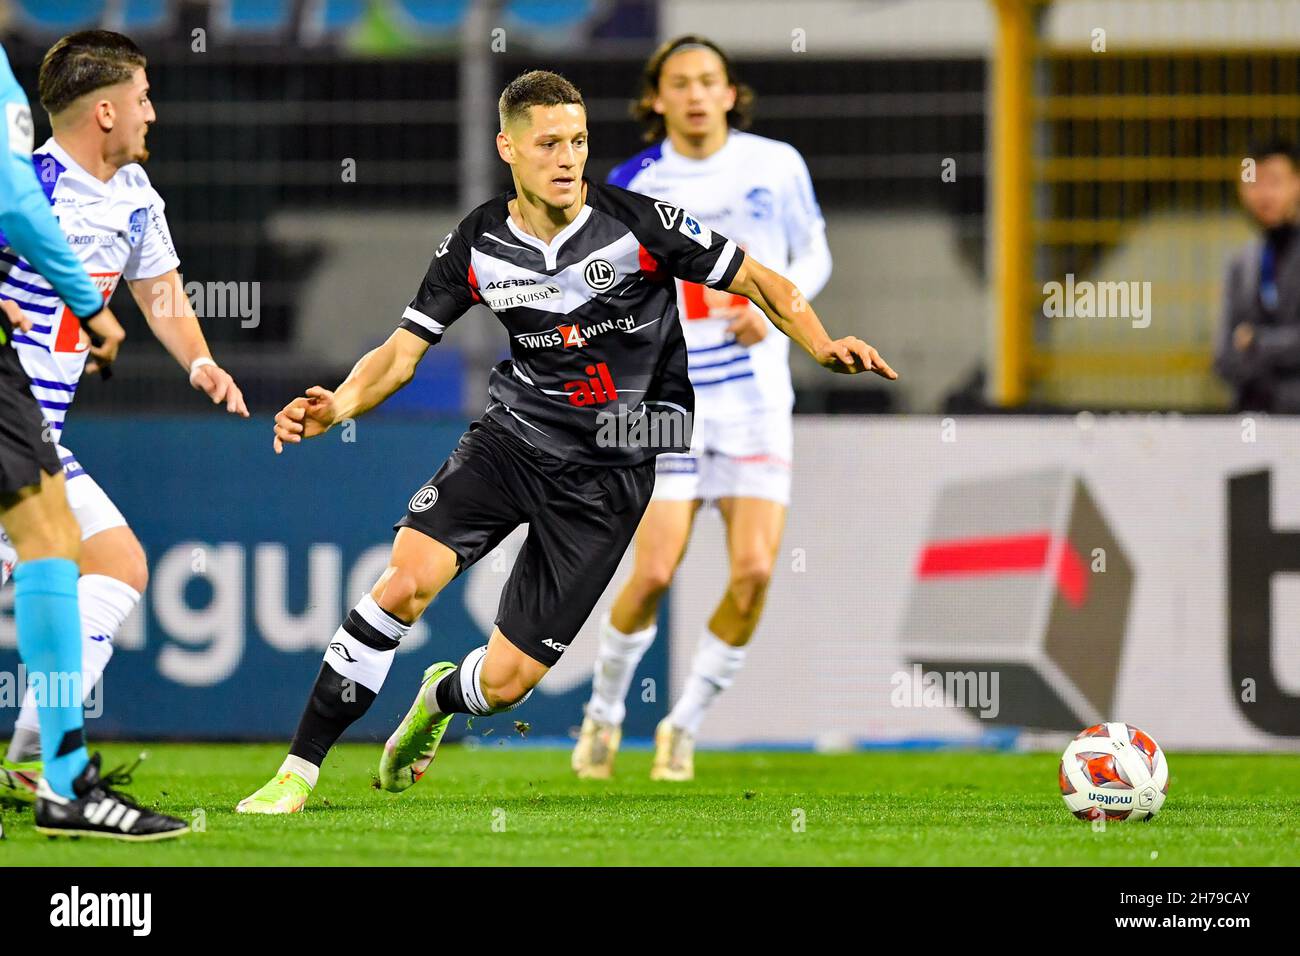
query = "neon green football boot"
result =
(378, 661, 457, 793)
(235, 770, 313, 814)
(0, 756, 41, 806)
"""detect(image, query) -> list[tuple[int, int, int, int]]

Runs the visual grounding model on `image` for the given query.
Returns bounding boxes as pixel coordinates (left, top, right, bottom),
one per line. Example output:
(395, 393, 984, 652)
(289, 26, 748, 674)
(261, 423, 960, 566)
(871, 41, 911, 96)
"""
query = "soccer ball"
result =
(1058, 722, 1168, 822)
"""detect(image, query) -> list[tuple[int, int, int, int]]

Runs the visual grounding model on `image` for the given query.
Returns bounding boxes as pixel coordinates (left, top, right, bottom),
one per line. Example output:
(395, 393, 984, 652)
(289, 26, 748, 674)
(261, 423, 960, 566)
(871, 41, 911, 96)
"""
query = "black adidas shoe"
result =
(34, 753, 189, 841)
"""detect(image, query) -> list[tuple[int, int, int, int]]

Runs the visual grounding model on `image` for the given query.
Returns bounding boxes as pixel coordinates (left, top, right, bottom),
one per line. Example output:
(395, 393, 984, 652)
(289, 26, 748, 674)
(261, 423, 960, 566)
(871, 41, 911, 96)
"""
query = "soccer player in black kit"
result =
(238, 70, 896, 813)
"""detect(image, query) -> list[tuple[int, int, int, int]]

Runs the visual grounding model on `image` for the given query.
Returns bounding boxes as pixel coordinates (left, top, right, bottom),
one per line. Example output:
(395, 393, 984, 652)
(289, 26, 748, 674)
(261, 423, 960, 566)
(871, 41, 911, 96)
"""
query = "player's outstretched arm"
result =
(272, 328, 429, 454)
(129, 270, 250, 417)
(725, 254, 897, 379)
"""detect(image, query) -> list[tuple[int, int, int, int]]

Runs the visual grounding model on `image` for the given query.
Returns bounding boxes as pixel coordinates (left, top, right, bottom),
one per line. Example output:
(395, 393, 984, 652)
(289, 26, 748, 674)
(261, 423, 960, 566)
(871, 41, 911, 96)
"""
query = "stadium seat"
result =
(316, 0, 369, 33)
(12, 0, 104, 33)
(120, 0, 170, 32)
(391, 0, 472, 34)
(224, 0, 293, 33)
(505, 0, 597, 31)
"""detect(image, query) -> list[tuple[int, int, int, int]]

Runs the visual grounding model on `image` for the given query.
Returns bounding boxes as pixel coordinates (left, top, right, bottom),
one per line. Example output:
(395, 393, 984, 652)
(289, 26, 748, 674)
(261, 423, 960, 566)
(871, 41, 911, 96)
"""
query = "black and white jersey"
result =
(399, 179, 743, 465)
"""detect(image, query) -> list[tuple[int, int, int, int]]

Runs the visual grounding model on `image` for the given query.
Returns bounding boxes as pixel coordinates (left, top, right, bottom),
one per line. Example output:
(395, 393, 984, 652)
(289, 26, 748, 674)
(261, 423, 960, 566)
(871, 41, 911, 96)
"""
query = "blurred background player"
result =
(0, 31, 248, 800)
(573, 36, 832, 781)
(0, 39, 185, 839)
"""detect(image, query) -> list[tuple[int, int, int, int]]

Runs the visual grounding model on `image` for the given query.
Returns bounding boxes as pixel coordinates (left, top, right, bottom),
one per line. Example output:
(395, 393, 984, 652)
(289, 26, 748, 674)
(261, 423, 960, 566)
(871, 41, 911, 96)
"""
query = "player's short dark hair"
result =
(498, 70, 585, 131)
(39, 30, 147, 117)
(633, 34, 753, 143)
(1247, 137, 1300, 171)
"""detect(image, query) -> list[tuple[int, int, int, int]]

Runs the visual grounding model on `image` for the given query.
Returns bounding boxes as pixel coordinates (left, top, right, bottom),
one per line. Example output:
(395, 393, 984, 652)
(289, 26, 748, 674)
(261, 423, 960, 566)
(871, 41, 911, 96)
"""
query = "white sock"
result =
(278, 595, 410, 782)
(459, 645, 493, 715)
(4, 727, 39, 765)
(425, 645, 532, 716)
(278, 754, 320, 789)
(667, 629, 747, 736)
(424, 645, 491, 716)
(585, 613, 656, 726)
(8, 574, 140, 762)
(76, 574, 137, 713)
(323, 593, 411, 694)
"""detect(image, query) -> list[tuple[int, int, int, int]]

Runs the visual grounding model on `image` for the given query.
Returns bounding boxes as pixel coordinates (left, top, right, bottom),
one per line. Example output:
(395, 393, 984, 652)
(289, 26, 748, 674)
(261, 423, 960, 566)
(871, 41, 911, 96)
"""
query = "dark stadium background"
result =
(2, 0, 984, 417)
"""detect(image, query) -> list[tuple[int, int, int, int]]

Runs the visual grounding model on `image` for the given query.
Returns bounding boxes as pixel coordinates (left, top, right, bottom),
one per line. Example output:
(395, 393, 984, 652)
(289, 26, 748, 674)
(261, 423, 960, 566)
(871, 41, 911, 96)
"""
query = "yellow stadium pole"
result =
(989, 0, 1039, 407)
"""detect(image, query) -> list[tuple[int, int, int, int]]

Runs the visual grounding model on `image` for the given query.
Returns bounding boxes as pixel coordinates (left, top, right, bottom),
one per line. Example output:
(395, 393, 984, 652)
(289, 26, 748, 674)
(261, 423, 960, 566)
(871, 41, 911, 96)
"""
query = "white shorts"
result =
(652, 412, 793, 506)
(0, 445, 128, 586)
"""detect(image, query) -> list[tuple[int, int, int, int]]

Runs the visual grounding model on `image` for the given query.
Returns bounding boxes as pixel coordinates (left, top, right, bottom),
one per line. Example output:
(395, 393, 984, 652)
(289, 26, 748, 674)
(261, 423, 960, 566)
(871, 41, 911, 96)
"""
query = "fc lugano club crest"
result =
(408, 485, 439, 512)
(584, 258, 616, 292)
(128, 208, 148, 247)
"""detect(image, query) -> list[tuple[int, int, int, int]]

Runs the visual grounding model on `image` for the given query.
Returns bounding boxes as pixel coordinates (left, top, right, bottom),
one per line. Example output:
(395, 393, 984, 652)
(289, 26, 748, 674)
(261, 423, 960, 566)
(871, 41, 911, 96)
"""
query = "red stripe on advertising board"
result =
(916, 532, 1087, 607)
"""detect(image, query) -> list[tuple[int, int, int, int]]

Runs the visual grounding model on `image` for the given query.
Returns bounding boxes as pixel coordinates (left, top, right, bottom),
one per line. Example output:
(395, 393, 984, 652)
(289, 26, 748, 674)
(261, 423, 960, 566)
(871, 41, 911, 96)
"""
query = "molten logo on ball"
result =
(1059, 721, 1168, 821)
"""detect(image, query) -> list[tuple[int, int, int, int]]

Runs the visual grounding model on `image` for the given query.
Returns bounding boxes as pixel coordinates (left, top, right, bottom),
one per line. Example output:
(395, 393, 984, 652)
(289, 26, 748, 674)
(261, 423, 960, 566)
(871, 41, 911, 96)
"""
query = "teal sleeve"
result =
(0, 47, 103, 319)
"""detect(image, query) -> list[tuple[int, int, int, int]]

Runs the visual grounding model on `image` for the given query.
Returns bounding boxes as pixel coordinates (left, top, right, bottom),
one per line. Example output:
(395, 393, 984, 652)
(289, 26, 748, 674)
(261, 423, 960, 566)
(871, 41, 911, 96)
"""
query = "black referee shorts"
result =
(0, 323, 60, 497)
(395, 416, 655, 667)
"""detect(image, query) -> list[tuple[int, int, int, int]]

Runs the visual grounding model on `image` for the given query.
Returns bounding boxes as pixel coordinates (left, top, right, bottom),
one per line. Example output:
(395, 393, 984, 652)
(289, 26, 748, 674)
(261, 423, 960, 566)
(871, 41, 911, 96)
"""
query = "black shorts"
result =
(0, 325, 60, 497)
(395, 416, 655, 667)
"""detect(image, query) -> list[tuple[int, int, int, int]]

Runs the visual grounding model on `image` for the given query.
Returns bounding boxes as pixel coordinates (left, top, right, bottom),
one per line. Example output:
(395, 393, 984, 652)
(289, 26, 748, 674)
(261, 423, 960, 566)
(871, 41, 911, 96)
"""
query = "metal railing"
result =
(990, 0, 1300, 409)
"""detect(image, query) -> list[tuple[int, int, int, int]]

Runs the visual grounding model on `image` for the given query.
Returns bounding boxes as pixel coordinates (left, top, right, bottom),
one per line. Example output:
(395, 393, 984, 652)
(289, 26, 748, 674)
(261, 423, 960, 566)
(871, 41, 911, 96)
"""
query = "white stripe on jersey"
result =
(704, 240, 738, 287)
(503, 204, 593, 271)
(486, 401, 550, 441)
(481, 232, 532, 254)
(401, 306, 445, 337)
(468, 231, 642, 317)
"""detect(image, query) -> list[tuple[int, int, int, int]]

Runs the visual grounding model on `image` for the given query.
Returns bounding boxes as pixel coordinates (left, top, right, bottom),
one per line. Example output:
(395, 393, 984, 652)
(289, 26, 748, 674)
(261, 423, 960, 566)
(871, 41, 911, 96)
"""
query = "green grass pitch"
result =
(2, 743, 1297, 866)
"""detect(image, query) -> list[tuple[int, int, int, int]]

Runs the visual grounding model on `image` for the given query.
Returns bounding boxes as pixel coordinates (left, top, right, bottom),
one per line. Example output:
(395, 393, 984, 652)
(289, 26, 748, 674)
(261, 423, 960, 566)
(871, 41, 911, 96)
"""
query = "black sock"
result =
(289, 662, 377, 766)
(434, 665, 470, 715)
(287, 602, 403, 766)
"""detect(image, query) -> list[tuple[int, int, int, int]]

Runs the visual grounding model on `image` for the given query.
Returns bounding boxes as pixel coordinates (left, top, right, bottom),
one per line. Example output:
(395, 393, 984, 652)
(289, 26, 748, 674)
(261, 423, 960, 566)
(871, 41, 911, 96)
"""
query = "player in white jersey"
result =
(0, 32, 248, 798)
(573, 37, 833, 780)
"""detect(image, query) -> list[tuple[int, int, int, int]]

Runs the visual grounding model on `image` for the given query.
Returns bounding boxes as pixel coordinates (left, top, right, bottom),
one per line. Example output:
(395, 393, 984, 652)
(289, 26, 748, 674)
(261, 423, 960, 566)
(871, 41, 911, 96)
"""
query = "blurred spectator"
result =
(1215, 139, 1300, 412)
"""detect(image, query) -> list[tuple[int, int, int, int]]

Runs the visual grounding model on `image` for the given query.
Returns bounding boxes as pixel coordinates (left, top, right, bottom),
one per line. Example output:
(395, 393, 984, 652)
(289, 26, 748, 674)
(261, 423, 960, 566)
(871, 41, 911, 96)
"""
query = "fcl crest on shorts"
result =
(127, 208, 148, 247)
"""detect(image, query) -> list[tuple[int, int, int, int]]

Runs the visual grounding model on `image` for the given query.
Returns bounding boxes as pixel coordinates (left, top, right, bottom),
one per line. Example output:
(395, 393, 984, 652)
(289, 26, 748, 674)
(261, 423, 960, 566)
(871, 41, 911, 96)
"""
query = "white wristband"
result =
(188, 356, 216, 383)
